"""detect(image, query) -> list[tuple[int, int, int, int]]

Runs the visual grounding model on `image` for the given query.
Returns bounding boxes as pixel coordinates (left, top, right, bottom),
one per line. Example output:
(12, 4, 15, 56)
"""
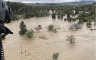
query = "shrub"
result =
(25, 29, 34, 38)
(38, 25, 41, 27)
(53, 53, 59, 60)
(64, 18, 67, 21)
(47, 24, 54, 30)
(53, 29, 57, 33)
(66, 35, 75, 43)
(78, 20, 83, 24)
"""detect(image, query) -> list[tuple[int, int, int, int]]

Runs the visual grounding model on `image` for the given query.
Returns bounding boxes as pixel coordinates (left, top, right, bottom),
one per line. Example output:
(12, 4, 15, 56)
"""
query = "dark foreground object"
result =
(0, 37, 5, 60)
(0, 24, 13, 60)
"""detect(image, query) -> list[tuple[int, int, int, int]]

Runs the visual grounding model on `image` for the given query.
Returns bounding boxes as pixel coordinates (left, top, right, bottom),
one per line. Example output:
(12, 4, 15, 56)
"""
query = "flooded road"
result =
(2, 15, 96, 60)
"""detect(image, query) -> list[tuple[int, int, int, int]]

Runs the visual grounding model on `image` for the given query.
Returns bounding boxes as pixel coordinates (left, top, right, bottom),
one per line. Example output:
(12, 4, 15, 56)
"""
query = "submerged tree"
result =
(67, 13, 70, 18)
(78, 20, 83, 24)
(53, 53, 59, 60)
(19, 21, 27, 35)
(58, 15, 60, 19)
(61, 14, 63, 19)
(26, 29, 34, 38)
(53, 29, 57, 33)
(66, 35, 75, 43)
(75, 9, 79, 14)
(47, 24, 54, 30)
(64, 18, 67, 21)
(52, 13, 56, 19)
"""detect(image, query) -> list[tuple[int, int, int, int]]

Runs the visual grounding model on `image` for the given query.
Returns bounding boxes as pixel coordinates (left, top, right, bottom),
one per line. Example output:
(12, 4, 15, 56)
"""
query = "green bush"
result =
(47, 24, 54, 30)
(78, 20, 83, 24)
(64, 18, 67, 21)
(66, 35, 75, 43)
(53, 29, 57, 33)
(26, 29, 34, 38)
(53, 53, 59, 60)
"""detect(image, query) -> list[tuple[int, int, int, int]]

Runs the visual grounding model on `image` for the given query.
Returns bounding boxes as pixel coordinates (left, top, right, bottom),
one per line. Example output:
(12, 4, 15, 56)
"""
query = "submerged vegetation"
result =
(6, 1, 95, 25)
(3, 1, 96, 60)
(26, 29, 34, 38)
(6, 1, 50, 20)
(53, 53, 59, 60)
(47, 24, 54, 30)
(66, 35, 75, 43)
(19, 21, 27, 35)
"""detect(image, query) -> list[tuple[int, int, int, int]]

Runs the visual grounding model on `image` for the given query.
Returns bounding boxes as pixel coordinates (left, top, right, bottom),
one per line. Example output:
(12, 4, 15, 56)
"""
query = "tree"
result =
(78, 20, 83, 24)
(53, 53, 59, 60)
(75, 9, 79, 14)
(58, 15, 60, 19)
(67, 13, 70, 18)
(64, 18, 67, 21)
(51, 9, 54, 12)
(25, 29, 34, 38)
(52, 13, 56, 19)
(12, 13, 20, 20)
(66, 35, 75, 43)
(53, 29, 57, 33)
(68, 17, 72, 22)
(61, 14, 63, 19)
(19, 21, 27, 35)
(47, 24, 54, 30)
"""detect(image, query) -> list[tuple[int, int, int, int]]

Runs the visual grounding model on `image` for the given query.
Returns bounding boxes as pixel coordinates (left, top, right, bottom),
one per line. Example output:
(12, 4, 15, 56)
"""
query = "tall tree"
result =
(75, 9, 79, 14)
(61, 14, 63, 19)
(52, 13, 56, 19)
(19, 21, 27, 35)
(67, 13, 70, 18)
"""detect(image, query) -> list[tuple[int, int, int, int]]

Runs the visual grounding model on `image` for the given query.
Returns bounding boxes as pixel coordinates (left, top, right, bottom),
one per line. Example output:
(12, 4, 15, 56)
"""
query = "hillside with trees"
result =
(6, 1, 50, 20)
(6, 1, 95, 24)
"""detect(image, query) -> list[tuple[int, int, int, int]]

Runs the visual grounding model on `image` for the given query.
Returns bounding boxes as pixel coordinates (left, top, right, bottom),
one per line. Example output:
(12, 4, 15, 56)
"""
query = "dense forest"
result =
(6, 1, 96, 25)
(6, 1, 50, 20)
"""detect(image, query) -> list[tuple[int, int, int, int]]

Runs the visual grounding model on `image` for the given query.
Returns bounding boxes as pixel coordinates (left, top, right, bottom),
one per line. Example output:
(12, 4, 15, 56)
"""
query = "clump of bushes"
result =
(47, 24, 57, 33)
(53, 53, 59, 60)
(12, 13, 20, 20)
(19, 21, 34, 38)
(25, 29, 34, 38)
(66, 35, 75, 43)
(78, 20, 83, 24)
(53, 29, 57, 33)
(47, 24, 54, 30)
(64, 18, 67, 21)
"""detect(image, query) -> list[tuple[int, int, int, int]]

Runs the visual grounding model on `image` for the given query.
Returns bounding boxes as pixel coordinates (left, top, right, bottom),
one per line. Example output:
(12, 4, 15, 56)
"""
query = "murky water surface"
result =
(2, 15, 96, 60)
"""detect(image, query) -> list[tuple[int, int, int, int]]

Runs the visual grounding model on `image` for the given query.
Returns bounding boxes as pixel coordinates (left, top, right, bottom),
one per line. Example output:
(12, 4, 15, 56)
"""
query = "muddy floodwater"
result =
(2, 15, 96, 60)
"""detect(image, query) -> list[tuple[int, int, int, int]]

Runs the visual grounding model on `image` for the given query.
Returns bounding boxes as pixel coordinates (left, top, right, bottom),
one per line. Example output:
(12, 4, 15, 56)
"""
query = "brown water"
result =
(2, 15, 96, 60)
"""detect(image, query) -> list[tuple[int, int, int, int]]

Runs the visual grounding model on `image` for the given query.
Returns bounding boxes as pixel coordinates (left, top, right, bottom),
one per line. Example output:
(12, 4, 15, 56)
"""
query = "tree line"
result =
(6, 1, 50, 20)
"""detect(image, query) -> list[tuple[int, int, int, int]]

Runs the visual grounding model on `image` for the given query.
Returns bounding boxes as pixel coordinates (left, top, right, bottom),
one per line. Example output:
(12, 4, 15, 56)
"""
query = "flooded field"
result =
(2, 15, 96, 60)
